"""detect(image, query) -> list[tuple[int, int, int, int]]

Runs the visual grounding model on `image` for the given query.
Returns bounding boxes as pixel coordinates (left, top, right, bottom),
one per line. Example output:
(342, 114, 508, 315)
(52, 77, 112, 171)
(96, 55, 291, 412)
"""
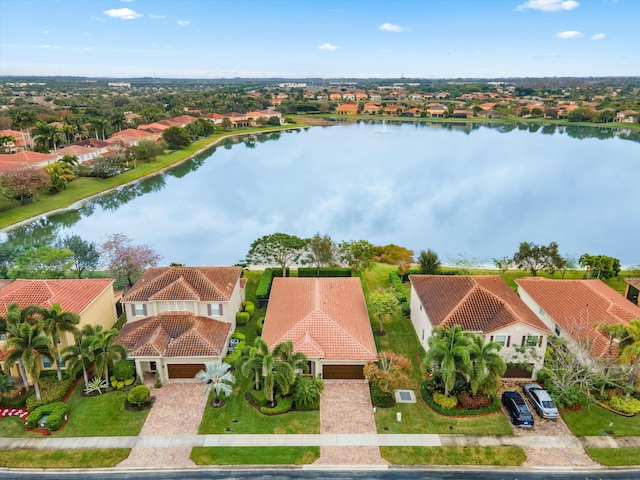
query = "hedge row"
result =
(27, 402, 69, 431)
(225, 340, 246, 366)
(370, 384, 395, 408)
(26, 377, 73, 410)
(260, 394, 294, 415)
(256, 268, 288, 301)
(297, 267, 352, 277)
(390, 270, 410, 317)
(420, 381, 501, 416)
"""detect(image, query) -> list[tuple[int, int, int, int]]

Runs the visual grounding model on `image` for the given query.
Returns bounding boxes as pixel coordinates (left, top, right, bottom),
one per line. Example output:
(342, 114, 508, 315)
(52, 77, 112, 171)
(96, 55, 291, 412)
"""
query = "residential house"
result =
(615, 110, 639, 123)
(401, 107, 422, 117)
(452, 107, 473, 119)
(0, 279, 119, 377)
(516, 278, 640, 366)
(625, 278, 640, 305)
(52, 145, 101, 164)
(342, 93, 356, 101)
(477, 109, 501, 119)
(363, 103, 381, 115)
(0, 150, 56, 173)
(354, 92, 368, 101)
(261, 277, 378, 379)
(336, 103, 359, 115)
(0, 129, 27, 152)
(107, 128, 156, 147)
(426, 104, 447, 118)
(116, 266, 244, 381)
(201, 113, 228, 125)
(329, 93, 343, 101)
(410, 275, 550, 377)
(383, 104, 404, 116)
(70, 138, 111, 156)
(369, 94, 382, 101)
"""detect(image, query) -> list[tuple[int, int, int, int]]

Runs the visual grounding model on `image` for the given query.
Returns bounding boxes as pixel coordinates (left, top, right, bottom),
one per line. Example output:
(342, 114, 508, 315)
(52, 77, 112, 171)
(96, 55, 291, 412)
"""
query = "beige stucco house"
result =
(410, 275, 550, 378)
(261, 277, 378, 379)
(116, 266, 244, 382)
(0, 278, 119, 377)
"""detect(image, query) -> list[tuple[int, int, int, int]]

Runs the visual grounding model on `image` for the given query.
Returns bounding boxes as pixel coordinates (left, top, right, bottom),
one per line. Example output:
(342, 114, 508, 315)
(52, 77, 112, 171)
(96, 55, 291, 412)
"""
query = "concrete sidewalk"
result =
(1, 434, 639, 450)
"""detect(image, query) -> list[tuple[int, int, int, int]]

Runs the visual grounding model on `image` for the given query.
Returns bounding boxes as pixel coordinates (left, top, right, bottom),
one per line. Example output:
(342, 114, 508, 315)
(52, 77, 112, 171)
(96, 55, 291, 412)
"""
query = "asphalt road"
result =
(1, 469, 639, 480)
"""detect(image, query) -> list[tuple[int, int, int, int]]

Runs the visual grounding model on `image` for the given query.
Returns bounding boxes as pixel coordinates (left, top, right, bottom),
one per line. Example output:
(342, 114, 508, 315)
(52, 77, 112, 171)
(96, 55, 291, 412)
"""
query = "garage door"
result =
(167, 363, 205, 379)
(322, 365, 364, 379)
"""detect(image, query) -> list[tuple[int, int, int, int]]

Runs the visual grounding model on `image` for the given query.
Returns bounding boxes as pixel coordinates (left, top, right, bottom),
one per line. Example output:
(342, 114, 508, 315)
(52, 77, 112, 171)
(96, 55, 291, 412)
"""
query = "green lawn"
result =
(561, 403, 640, 437)
(0, 449, 130, 468)
(191, 446, 319, 465)
(0, 416, 41, 438)
(55, 382, 150, 437)
(381, 446, 526, 465)
(198, 378, 319, 435)
(586, 447, 640, 466)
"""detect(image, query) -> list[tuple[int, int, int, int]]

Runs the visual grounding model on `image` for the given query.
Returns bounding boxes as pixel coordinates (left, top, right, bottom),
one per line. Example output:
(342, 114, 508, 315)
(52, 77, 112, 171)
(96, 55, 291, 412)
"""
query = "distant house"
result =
(452, 107, 473, 119)
(0, 279, 119, 377)
(615, 110, 639, 123)
(369, 94, 382, 101)
(401, 107, 422, 117)
(426, 104, 447, 117)
(108, 128, 156, 147)
(410, 275, 550, 377)
(201, 113, 228, 125)
(116, 266, 244, 381)
(0, 129, 28, 152)
(0, 150, 56, 173)
(262, 277, 378, 379)
(477, 109, 501, 119)
(52, 145, 101, 164)
(516, 278, 640, 365)
(383, 104, 404, 116)
(336, 102, 359, 115)
(625, 278, 640, 305)
(363, 103, 381, 115)
(329, 93, 343, 101)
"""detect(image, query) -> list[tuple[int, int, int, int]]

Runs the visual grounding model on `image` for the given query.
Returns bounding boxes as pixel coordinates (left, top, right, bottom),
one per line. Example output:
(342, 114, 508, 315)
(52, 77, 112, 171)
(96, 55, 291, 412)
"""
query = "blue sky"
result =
(1, 0, 638, 78)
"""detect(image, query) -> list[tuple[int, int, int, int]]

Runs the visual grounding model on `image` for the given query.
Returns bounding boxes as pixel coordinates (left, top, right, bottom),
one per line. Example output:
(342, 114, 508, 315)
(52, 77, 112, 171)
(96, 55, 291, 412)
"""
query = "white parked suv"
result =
(523, 383, 559, 419)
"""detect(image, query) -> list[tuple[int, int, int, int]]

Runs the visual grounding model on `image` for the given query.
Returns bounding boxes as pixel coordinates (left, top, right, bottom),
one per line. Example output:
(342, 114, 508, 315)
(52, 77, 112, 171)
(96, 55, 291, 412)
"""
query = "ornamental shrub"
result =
(27, 402, 69, 431)
(225, 340, 246, 366)
(242, 301, 255, 318)
(256, 316, 265, 336)
(113, 359, 136, 382)
(236, 312, 250, 325)
(127, 385, 151, 406)
(370, 383, 395, 408)
(231, 331, 246, 341)
(609, 395, 640, 415)
(433, 392, 458, 409)
(2, 388, 31, 409)
(26, 377, 72, 410)
(388, 271, 408, 303)
(420, 381, 501, 416)
(256, 269, 274, 300)
(260, 394, 294, 415)
(124, 377, 135, 386)
(246, 387, 268, 407)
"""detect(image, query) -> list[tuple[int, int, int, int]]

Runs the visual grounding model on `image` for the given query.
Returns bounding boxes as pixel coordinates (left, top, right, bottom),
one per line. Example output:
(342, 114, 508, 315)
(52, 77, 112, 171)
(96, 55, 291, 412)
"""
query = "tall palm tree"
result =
(61, 124, 74, 144)
(1, 303, 31, 389)
(468, 335, 506, 397)
(618, 319, 640, 389)
(32, 121, 64, 152)
(36, 303, 80, 381)
(273, 340, 308, 374)
(109, 110, 127, 132)
(195, 360, 235, 406)
(424, 325, 473, 397)
(3, 320, 55, 401)
(261, 353, 295, 407)
(91, 327, 127, 380)
(61, 332, 97, 390)
(90, 117, 109, 141)
(238, 337, 270, 391)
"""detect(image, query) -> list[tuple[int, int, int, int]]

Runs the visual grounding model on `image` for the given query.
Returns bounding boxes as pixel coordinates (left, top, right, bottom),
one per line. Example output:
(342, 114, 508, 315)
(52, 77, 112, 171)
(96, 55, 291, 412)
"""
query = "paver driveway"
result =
(314, 379, 388, 465)
(117, 381, 205, 468)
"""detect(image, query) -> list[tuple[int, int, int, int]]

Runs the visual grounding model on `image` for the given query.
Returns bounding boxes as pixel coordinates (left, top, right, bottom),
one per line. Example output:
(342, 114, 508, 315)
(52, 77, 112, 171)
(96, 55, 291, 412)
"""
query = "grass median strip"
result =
(191, 446, 320, 465)
(585, 447, 640, 466)
(380, 446, 526, 466)
(0, 449, 131, 468)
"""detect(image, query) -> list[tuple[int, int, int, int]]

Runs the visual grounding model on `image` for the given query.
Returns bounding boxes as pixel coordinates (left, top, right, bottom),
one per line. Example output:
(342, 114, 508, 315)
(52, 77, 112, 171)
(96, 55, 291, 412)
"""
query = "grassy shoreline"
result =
(0, 124, 303, 231)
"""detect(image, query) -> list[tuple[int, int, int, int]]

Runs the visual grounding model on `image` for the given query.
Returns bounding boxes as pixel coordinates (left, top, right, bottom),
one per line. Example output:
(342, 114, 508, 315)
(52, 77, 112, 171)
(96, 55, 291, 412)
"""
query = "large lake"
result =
(3, 121, 639, 267)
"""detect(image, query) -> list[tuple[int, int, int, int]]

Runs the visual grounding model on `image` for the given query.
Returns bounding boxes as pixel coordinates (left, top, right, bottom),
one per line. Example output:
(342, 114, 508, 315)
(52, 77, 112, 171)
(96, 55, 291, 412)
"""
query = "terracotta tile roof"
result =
(0, 279, 115, 315)
(262, 278, 377, 362)
(116, 312, 230, 357)
(625, 278, 640, 290)
(124, 266, 242, 303)
(410, 275, 549, 334)
(70, 138, 110, 149)
(110, 128, 152, 139)
(516, 278, 640, 358)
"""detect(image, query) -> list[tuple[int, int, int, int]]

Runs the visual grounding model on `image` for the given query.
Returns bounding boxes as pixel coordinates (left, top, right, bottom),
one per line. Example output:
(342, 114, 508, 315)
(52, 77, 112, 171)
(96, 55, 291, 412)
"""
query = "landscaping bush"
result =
(1, 387, 31, 409)
(370, 383, 395, 408)
(420, 381, 501, 416)
(113, 359, 136, 382)
(27, 402, 69, 431)
(225, 340, 246, 366)
(26, 377, 72, 410)
(154, 370, 162, 389)
(39, 369, 70, 380)
(297, 267, 352, 277)
(256, 269, 274, 301)
(127, 385, 151, 406)
(294, 398, 320, 411)
(242, 301, 255, 318)
(401, 301, 411, 317)
(256, 316, 265, 336)
(458, 392, 492, 409)
(246, 387, 268, 407)
(433, 392, 459, 409)
(609, 395, 640, 415)
(260, 394, 294, 415)
(236, 311, 250, 325)
(388, 271, 408, 303)
(231, 331, 246, 341)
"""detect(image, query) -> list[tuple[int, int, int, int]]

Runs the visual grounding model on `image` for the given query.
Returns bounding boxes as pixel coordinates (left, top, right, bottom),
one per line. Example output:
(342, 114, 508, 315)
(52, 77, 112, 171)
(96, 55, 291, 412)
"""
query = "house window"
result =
(493, 335, 507, 347)
(0, 333, 6, 342)
(524, 335, 539, 347)
(539, 307, 545, 317)
(555, 324, 561, 336)
(42, 356, 52, 369)
(208, 304, 223, 316)
(133, 304, 146, 316)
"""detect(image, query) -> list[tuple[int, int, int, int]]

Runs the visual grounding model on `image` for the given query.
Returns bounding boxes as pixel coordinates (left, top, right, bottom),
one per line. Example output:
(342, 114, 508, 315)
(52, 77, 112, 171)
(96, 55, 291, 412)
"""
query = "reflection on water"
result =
(2, 122, 639, 266)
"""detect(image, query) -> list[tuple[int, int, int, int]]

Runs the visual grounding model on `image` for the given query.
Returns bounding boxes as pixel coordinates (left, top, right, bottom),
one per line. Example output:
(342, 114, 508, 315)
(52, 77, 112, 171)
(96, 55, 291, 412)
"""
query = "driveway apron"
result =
(117, 381, 206, 468)
(314, 379, 388, 465)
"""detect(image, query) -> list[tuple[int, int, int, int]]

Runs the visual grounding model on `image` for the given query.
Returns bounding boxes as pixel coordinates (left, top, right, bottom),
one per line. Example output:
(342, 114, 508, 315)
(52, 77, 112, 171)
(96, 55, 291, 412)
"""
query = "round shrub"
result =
(27, 402, 68, 431)
(432, 392, 458, 409)
(231, 331, 246, 341)
(236, 311, 250, 325)
(113, 359, 136, 382)
(127, 385, 151, 406)
(242, 301, 255, 318)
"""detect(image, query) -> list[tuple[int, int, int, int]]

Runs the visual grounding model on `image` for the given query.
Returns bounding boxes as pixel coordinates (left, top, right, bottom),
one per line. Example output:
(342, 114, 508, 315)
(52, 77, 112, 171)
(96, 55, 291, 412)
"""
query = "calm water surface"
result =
(4, 122, 639, 266)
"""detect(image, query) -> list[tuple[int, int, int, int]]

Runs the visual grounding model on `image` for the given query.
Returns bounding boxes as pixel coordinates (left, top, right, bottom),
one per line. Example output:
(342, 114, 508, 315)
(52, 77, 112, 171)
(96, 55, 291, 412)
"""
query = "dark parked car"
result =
(523, 383, 559, 419)
(502, 391, 534, 428)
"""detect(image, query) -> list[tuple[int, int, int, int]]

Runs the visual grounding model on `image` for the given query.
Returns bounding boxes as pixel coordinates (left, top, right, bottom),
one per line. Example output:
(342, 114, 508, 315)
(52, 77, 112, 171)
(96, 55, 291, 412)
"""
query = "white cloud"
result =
(149, 14, 165, 20)
(176, 20, 190, 26)
(35, 44, 62, 49)
(104, 8, 142, 20)
(555, 30, 584, 39)
(516, 0, 579, 12)
(591, 33, 606, 40)
(318, 43, 339, 51)
(379, 22, 409, 33)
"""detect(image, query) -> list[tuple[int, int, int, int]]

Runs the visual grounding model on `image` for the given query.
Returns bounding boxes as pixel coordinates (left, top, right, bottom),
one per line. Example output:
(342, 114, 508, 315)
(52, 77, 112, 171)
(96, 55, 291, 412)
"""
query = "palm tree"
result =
(261, 353, 295, 407)
(3, 320, 55, 401)
(90, 117, 109, 141)
(424, 325, 473, 398)
(195, 360, 235, 407)
(1, 303, 31, 389)
(110, 110, 127, 132)
(36, 303, 80, 381)
(32, 121, 64, 152)
(0, 372, 15, 402)
(273, 340, 308, 374)
(618, 319, 640, 389)
(293, 375, 324, 409)
(468, 335, 506, 397)
(238, 337, 270, 391)
(61, 124, 74, 144)
(61, 332, 96, 390)
(91, 327, 127, 380)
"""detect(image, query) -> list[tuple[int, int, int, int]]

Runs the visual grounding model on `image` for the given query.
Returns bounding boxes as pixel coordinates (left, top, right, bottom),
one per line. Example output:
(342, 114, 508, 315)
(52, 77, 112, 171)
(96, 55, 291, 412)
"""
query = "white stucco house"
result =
(410, 275, 551, 378)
